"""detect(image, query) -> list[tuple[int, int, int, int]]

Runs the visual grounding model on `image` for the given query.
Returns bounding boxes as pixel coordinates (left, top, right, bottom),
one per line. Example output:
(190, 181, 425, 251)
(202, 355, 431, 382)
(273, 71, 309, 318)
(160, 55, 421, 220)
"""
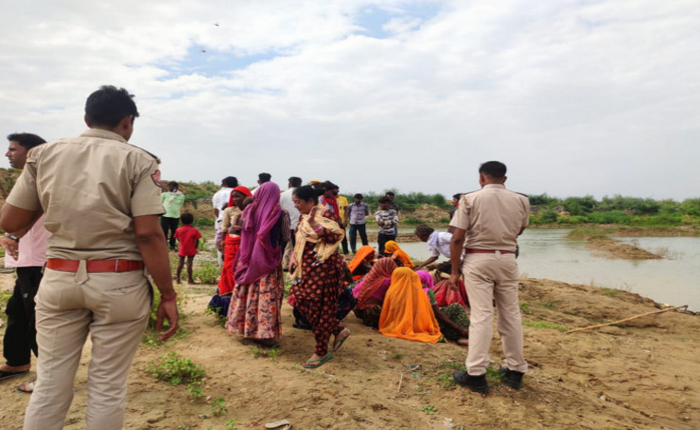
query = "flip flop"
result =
(16, 380, 34, 394)
(332, 329, 351, 352)
(0, 370, 28, 381)
(302, 353, 333, 369)
(265, 419, 292, 429)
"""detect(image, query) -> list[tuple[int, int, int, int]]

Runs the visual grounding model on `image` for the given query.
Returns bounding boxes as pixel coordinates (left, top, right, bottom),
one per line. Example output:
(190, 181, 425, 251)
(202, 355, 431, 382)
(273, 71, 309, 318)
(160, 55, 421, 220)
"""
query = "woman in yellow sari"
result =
(384, 241, 414, 268)
(379, 268, 442, 343)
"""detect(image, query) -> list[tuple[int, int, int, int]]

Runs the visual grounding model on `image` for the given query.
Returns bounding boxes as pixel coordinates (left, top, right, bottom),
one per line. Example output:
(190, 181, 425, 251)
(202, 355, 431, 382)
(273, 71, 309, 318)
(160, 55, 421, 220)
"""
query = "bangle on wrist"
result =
(161, 292, 177, 302)
(4, 233, 19, 242)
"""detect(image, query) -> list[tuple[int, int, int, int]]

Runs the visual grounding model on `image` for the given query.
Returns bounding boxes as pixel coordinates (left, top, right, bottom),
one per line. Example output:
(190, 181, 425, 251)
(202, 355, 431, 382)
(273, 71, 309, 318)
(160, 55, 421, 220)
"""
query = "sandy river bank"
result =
(0, 273, 697, 430)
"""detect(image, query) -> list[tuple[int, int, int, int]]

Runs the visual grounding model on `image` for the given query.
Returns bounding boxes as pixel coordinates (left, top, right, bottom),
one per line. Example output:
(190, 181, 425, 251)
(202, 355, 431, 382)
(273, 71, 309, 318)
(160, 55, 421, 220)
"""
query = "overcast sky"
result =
(1, 0, 698, 200)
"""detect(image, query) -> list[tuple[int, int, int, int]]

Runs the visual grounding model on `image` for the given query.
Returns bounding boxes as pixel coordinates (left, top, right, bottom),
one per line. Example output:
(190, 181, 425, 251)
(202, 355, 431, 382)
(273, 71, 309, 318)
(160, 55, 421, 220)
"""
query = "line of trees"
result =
(529, 194, 700, 226)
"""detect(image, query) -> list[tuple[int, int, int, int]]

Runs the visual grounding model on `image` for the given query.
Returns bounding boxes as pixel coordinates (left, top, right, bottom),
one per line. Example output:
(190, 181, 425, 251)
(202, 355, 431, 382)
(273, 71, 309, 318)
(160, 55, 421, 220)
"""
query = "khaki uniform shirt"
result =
(449, 184, 529, 251)
(5, 129, 164, 261)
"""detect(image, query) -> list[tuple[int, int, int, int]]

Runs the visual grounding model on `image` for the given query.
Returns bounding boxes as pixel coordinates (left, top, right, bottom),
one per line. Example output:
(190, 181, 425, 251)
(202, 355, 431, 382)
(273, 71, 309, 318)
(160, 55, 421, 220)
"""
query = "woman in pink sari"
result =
(225, 182, 290, 347)
(352, 258, 398, 328)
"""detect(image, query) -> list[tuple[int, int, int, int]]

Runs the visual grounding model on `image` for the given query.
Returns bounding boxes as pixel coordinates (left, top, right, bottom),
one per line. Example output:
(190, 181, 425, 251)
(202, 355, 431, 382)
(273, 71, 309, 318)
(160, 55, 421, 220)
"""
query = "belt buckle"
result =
(114, 259, 120, 272)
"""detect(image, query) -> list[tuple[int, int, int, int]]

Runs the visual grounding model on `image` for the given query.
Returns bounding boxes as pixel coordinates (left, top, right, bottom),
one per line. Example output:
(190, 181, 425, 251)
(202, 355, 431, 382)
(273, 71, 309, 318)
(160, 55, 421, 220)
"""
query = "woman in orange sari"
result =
(384, 241, 414, 268)
(347, 245, 375, 279)
(379, 268, 442, 343)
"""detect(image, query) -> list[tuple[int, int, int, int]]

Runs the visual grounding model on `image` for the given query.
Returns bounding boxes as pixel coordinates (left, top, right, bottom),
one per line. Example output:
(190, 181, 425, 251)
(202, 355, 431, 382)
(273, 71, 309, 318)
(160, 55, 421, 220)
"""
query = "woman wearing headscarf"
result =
(379, 268, 442, 343)
(225, 182, 290, 346)
(289, 186, 349, 369)
(351, 258, 397, 328)
(384, 241, 414, 268)
(417, 271, 470, 346)
(347, 245, 375, 279)
(209, 186, 253, 318)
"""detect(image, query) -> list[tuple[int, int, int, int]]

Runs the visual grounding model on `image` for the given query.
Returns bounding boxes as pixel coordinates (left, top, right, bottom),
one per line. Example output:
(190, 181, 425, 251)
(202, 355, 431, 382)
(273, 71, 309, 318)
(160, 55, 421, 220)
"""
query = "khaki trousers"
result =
(461, 252, 527, 376)
(24, 265, 151, 430)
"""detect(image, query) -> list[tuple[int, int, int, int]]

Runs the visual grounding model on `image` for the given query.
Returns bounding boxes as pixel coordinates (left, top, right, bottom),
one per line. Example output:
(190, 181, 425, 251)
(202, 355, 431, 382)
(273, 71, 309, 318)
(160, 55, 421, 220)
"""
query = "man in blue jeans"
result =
(346, 193, 369, 253)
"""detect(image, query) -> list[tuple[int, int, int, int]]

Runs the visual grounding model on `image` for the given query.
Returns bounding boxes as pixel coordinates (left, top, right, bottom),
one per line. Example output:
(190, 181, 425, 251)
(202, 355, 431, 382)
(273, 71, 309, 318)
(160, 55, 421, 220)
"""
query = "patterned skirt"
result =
(225, 266, 283, 340)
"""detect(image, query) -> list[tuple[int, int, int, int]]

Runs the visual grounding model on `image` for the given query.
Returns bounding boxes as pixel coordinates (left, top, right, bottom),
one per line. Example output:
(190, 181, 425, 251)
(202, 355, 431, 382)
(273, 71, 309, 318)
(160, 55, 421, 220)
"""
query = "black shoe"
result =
(498, 366, 524, 390)
(453, 371, 489, 394)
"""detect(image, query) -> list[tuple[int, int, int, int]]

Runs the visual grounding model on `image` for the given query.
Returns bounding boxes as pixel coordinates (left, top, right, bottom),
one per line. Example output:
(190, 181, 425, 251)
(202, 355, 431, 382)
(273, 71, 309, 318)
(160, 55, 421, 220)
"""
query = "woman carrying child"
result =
(210, 186, 253, 318)
(225, 182, 289, 347)
(217, 186, 253, 296)
(289, 185, 350, 369)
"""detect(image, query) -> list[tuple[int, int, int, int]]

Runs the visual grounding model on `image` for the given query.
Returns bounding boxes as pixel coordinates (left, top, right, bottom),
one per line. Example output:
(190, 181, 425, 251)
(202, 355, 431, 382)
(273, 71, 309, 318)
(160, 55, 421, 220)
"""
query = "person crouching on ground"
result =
(174, 213, 202, 284)
(289, 185, 350, 369)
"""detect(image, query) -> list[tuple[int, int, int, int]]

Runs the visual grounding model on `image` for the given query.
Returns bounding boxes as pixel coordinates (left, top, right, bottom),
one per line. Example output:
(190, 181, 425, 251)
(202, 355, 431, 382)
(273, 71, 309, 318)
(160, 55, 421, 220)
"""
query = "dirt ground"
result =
(0, 268, 698, 430)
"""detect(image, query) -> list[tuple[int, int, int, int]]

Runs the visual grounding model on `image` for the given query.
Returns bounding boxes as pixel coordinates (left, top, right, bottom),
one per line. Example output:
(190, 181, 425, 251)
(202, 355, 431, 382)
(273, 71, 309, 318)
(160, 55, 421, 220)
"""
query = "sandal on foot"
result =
(17, 380, 34, 394)
(0, 370, 28, 381)
(302, 354, 333, 369)
(332, 329, 351, 352)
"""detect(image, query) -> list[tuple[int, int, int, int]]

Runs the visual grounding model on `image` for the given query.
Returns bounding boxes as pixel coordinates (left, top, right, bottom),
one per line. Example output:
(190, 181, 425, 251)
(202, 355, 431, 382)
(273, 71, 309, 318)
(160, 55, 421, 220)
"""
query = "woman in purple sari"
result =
(225, 182, 290, 346)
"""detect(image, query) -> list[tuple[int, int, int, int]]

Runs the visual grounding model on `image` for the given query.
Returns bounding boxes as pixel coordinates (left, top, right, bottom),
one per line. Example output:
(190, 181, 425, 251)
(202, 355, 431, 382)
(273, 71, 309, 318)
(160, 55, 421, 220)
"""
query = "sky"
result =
(1, 0, 698, 201)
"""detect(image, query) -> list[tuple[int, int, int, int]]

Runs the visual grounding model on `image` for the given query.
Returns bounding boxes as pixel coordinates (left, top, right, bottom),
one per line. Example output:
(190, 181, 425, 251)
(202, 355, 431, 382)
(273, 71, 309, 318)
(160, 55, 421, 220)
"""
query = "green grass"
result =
(193, 261, 219, 284)
(601, 288, 620, 297)
(537, 299, 557, 310)
(145, 351, 206, 401)
(522, 321, 568, 332)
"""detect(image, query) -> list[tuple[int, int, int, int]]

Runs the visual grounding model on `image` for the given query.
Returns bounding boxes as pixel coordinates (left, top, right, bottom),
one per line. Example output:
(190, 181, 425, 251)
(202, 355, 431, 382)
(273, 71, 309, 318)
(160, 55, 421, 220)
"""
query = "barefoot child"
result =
(174, 213, 202, 284)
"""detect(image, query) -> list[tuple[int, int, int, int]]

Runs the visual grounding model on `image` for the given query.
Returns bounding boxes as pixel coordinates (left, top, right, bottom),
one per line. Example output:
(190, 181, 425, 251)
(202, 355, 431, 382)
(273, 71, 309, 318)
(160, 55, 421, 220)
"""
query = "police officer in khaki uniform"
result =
(447, 161, 529, 394)
(0, 85, 179, 430)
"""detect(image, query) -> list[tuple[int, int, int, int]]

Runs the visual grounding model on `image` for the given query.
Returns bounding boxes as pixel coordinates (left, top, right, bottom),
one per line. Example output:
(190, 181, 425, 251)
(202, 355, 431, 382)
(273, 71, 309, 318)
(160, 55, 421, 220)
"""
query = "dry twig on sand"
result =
(565, 305, 687, 334)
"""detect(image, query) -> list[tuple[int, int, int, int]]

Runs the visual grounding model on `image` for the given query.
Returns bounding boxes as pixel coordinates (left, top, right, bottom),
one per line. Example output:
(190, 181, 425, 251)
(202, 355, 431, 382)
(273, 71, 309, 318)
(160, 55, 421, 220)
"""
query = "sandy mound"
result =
(0, 276, 698, 429)
(587, 237, 662, 260)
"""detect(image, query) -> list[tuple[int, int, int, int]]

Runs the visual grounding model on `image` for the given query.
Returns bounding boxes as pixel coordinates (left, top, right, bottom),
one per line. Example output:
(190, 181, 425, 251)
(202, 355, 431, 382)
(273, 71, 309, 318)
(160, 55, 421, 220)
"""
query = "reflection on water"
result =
(367, 229, 700, 311)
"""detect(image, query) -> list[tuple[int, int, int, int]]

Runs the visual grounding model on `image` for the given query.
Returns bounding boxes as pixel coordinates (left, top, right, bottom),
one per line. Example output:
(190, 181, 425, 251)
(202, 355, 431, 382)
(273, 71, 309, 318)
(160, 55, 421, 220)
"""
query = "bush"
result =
(194, 261, 219, 284)
(600, 195, 660, 215)
(529, 193, 561, 206)
(584, 211, 631, 224)
(538, 209, 559, 224)
(193, 217, 214, 227)
(681, 198, 700, 216)
(562, 195, 597, 215)
(556, 215, 585, 224)
(146, 352, 206, 401)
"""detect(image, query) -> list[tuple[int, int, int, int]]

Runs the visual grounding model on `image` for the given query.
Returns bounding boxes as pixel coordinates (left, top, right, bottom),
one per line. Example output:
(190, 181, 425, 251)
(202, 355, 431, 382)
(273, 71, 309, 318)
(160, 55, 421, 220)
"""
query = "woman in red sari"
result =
(217, 186, 253, 296)
(209, 186, 253, 318)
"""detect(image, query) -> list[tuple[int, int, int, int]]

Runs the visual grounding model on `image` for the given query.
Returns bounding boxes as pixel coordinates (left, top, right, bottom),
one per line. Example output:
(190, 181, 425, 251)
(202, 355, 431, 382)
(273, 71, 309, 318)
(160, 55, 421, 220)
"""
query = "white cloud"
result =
(1, 0, 698, 200)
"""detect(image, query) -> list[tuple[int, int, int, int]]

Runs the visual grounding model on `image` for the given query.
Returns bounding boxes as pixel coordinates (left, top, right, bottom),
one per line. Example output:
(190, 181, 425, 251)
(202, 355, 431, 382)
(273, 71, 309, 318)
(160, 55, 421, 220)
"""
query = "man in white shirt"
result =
(413, 224, 454, 270)
(280, 176, 302, 269)
(212, 176, 238, 266)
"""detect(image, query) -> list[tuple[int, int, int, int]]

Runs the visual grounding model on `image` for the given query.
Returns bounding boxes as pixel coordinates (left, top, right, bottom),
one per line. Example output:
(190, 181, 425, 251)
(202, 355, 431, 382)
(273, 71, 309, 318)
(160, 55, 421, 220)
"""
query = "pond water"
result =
(363, 229, 700, 311)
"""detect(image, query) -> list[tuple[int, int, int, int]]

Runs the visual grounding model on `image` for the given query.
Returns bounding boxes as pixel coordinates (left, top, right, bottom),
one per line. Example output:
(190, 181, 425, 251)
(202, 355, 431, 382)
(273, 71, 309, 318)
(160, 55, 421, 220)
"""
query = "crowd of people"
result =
(0, 85, 529, 429)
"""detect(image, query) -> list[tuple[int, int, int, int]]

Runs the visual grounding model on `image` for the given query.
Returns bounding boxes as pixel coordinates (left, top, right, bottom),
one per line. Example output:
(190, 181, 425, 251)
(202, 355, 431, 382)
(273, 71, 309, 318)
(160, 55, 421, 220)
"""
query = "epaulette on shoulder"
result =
(463, 189, 480, 195)
(130, 144, 161, 164)
(514, 191, 528, 197)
